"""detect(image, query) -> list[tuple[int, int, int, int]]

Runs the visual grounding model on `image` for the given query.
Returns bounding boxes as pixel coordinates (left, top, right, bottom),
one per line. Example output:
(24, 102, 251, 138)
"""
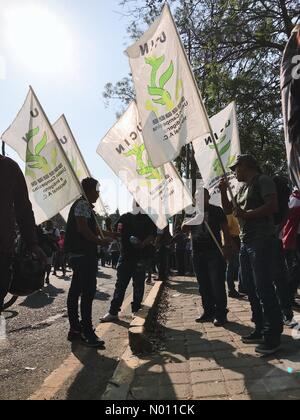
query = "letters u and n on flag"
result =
(1, 88, 82, 225)
(97, 101, 193, 229)
(125, 4, 211, 169)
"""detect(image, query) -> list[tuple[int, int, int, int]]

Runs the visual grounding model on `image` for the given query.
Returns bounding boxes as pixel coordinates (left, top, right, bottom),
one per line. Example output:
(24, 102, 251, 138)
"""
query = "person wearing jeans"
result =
(68, 255, 98, 339)
(65, 178, 112, 348)
(220, 154, 283, 355)
(193, 249, 227, 323)
(184, 189, 233, 327)
(101, 203, 157, 322)
(109, 259, 147, 316)
(240, 237, 284, 342)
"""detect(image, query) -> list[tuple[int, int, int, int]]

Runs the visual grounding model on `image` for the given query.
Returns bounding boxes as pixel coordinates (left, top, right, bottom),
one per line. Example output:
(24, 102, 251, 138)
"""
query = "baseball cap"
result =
(228, 154, 261, 172)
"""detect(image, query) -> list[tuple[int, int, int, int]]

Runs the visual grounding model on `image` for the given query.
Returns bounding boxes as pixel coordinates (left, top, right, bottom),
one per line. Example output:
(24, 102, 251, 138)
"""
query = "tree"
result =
(103, 0, 300, 176)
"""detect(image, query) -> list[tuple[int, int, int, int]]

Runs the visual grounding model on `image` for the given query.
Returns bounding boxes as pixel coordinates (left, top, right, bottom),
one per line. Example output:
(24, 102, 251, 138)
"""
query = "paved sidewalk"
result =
(128, 276, 300, 401)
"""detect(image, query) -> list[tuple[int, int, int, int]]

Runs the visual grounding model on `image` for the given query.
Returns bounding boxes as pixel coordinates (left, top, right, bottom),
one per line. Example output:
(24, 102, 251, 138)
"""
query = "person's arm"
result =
(103, 230, 121, 240)
(140, 235, 155, 248)
(219, 178, 233, 215)
(140, 220, 157, 248)
(76, 217, 110, 246)
(234, 194, 278, 220)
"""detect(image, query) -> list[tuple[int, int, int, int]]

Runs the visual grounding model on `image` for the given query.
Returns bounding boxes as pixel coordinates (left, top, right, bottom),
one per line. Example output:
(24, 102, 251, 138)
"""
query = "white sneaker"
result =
(101, 313, 119, 323)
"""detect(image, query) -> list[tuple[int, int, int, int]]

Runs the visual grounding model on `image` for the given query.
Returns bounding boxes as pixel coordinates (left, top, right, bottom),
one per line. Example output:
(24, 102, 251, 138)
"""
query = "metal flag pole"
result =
(29, 86, 105, 239)
(166, 3, 236, 207)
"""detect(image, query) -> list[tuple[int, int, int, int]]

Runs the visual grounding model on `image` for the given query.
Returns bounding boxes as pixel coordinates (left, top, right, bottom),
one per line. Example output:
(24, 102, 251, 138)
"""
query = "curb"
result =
(102, 281, 164, 401)
(129, 281, 163, 354)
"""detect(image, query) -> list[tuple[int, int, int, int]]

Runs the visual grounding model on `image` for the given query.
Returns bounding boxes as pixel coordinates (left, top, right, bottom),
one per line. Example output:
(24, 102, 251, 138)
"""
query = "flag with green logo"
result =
(53, 115, 106, 219)
(193, 102, 241, 206)
(97, 101, 193, 229)
(1, 88, 81, 224)
(125, 4, 210, 168)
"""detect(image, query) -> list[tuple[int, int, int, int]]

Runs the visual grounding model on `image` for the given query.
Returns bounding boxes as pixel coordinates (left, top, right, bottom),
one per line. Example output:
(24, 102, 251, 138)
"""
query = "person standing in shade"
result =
(65, 178, 112, 348)
(101, 203, 157, 322)
(221, 155, 283, 355)
(183, 188, 233, 327)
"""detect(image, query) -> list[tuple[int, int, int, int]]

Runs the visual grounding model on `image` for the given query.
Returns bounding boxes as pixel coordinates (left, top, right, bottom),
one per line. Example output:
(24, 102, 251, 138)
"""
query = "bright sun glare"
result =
(4, 5, 75, 77)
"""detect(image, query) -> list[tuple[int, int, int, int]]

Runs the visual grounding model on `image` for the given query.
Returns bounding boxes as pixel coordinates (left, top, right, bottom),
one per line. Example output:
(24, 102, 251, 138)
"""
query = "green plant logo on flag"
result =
(209, 134, 236, 177)
(145, 55, 182, 115)
(25, 127, 57, 179)
(123, 143, 164, 186)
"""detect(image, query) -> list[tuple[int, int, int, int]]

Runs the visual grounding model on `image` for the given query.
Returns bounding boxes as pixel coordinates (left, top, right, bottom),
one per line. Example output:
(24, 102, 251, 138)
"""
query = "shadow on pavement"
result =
(19, 285, 65, 309)
(129, 278, 300, 400)
(65, 343, 119, 400)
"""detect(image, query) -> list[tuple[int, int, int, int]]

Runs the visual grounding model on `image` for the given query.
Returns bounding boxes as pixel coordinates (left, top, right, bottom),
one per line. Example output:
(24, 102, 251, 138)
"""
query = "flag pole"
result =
(29, 86, 105, 239)
(166, 3, 237, 207)
(60, 114, 107, 216)
(204, 221, 224, 257)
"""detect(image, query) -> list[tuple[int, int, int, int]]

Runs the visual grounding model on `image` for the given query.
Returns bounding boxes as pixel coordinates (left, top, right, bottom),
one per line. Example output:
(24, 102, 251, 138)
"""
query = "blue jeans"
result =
(68, 256, 98, 334)
(273, 239, 293, 319)
(193, 249, 227, 319)
(110, 258, 146, 315)
(240, 237, 283, 340)
(226, 252, 240, 293)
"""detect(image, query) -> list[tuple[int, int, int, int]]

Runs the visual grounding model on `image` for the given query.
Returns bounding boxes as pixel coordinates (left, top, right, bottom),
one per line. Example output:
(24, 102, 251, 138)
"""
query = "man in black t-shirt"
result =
(101, 204, 157, 322)
(184, 189, 233, 327)
(65, 178, 113, 348)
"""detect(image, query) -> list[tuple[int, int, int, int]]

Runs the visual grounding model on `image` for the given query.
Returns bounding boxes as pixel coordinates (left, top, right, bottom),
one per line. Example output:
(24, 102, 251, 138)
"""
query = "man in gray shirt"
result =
(220, 155, 283, 355)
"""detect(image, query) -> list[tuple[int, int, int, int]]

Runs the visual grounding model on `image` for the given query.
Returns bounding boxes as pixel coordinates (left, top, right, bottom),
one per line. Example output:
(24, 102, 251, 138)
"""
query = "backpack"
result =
(253, 175, 291, 226)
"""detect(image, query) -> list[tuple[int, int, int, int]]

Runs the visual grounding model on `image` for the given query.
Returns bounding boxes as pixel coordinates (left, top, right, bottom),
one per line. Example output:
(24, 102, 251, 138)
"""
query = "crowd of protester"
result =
(2, 152, 300, 355)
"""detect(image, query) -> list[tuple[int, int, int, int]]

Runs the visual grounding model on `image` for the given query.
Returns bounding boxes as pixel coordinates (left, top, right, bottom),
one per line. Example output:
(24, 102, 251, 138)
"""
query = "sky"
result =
(0, 0, 136, 214)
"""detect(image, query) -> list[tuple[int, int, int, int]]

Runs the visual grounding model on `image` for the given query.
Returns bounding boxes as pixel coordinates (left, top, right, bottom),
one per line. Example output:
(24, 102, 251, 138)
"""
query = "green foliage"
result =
(103, 0, 300, 175)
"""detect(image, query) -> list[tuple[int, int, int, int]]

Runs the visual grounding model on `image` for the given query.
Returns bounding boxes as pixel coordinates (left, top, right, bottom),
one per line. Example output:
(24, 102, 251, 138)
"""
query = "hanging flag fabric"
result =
(53, 115, 106, 220)
(281, 25, 300, 190)
(1, 88, 81, 225)
(97, 101, 193, 229)
(193, 102, 241, 206)
(125, 4, 210, 168)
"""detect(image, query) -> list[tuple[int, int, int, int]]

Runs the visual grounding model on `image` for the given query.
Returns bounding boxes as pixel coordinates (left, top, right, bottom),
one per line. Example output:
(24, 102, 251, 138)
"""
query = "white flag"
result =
(97, 102, 193, 229)
(53, 115, 106, 220)
(1, 88, 81, 225)
(193, 102, 241, 206)
(125, 4, 210, 168)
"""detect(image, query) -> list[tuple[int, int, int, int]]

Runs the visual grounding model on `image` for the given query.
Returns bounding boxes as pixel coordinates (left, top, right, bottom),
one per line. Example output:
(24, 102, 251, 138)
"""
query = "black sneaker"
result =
(228, 290, 245, 299)
(81, 331, 105, 349)
(255, 341, 281, 356)
(67, 330, 82, 343)
(196, 313, 215, 323)
(242, 331, 264, 345)
(213, 318, 228, 327)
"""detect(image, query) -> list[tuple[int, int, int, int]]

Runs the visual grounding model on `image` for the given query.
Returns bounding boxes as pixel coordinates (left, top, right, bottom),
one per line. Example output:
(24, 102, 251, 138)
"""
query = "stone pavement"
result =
(127, 276, 300, 401)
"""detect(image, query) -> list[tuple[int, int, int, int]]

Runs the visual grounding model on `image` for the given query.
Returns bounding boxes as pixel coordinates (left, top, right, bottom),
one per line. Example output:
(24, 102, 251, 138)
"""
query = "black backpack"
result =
(272, 175, 291, 226)
(252, 175, 291, 227)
